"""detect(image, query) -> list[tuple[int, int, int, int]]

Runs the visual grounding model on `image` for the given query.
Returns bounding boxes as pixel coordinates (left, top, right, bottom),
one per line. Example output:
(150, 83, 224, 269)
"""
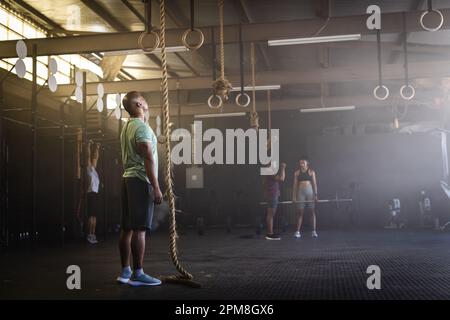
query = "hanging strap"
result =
(239, 24, 244, 94)
(403, 13, 409, 85)
(190, 0, 195, 31)
(138, 0, 159, 52)
(400, 12, 415, 100)
(373, 29, 389, 100)
(376, 30, 382, 87)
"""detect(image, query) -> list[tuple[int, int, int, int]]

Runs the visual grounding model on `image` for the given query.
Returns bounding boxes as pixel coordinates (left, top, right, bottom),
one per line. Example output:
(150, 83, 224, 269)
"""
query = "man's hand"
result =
(315, 194, 319, 202)
(153, 187, 163, 204)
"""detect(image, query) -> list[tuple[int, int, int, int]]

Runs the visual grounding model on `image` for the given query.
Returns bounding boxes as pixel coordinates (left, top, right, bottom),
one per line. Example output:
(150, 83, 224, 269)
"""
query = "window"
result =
(0, 4, 103, 92)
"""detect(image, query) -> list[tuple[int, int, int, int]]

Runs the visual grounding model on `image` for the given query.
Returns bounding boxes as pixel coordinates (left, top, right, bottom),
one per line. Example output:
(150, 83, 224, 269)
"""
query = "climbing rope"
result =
(250, 43, 259, 130)
(158, 0, 200, 288)
(208, 0, 232, 109)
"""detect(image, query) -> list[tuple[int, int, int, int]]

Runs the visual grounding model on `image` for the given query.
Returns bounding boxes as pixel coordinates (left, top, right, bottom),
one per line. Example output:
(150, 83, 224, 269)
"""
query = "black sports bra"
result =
(297, 169, 312, 182)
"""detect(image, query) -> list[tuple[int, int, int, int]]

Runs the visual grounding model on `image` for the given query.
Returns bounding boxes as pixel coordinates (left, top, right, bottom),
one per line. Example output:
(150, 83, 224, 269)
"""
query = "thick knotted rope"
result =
(250, 43, 259, 130)
(212, 0, 231, 101)
(159, 0, 199, 287)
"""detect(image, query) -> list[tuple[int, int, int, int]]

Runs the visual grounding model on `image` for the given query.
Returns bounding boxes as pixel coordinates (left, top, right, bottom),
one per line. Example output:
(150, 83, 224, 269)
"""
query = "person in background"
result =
(292, 157, 319, 238)
(86, 140, 101, 244)
(263, 162, 286, 240)
(419, 190, 438, 229)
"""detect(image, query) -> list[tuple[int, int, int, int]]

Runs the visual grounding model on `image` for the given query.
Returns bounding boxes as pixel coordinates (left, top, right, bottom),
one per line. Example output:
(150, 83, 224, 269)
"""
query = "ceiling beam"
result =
(50, 59, 450, 96)
(3, 9, 450, 58)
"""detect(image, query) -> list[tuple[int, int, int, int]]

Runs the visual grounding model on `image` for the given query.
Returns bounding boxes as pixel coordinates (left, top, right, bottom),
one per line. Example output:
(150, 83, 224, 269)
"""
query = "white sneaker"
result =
(87, 234, 97, 244)
(312, 231, 318, 238)
(294, 231, 301, 238)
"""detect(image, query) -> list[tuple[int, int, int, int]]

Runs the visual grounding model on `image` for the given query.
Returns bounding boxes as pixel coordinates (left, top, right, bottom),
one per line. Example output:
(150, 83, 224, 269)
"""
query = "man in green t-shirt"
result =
(117, 91, 163, 287)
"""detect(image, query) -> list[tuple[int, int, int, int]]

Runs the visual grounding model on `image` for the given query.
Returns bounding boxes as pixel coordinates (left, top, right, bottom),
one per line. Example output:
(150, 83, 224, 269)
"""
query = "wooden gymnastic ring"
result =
(420, 9, 444, 32)
(181, 28, 204, 50)
(235, 92, 250, 108)
(400, 84, 415, 101)
(207, 94, 223, 109)
(138, 30, 160, 53)
(373, 85, 390, 101)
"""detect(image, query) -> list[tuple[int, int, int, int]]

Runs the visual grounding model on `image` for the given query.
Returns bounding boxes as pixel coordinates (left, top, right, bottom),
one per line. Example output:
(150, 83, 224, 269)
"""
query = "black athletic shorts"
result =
(87, 192, 101, 217)
(121, 177, 155, 231)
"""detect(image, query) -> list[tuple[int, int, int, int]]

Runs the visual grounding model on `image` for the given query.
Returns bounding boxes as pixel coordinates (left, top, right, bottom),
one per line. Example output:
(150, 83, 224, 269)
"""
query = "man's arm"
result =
(91, 143, 100, 168)
(312, 171, 318, 200)
(275, 163, 286, 182)
(292, 171, 298, 201)
(86, 140, 93, 167)
(137, 141, 163, 204)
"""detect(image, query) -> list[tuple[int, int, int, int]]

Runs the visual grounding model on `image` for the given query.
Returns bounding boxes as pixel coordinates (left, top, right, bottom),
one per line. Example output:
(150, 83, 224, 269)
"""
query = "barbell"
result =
(260, 197, 353, 209)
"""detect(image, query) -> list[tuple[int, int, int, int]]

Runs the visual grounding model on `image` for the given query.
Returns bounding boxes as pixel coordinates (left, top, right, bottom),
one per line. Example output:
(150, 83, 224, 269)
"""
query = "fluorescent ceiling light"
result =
(102, 46, 188, 56)
(231, 85, 281, 92)
(194, 112, 246, 119)
(268, 34, 361, 46)
(300, 106, 355, 113)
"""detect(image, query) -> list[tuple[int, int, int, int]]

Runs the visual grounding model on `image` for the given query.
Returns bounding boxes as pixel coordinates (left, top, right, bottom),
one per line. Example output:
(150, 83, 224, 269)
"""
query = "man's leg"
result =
(116, 229, 133, 283)
(131, 229, 146, 270)
(296, 209, 305, 232)
(92, 217, 97, 235)
(119, 230, 133, 268)
(266, 208, 275, 235)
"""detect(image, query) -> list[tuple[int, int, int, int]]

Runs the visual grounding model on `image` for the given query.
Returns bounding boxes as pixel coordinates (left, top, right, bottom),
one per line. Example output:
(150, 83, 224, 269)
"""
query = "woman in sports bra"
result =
(292, 157, 318, 238)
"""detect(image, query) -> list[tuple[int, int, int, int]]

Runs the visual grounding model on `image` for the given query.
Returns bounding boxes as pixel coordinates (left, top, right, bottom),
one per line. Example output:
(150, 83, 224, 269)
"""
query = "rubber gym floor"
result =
(1, 229, 450, 300)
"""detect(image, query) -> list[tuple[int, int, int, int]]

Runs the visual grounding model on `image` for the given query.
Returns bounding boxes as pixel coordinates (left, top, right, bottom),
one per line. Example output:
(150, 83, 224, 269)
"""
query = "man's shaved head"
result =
(122, 91, 147, 117)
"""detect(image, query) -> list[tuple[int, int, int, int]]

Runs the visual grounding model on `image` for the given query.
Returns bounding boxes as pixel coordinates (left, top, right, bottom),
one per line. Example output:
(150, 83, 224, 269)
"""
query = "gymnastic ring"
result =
(181, 28, 205, 50)
(235, 92, 251, 108)
(138, 30, 160, 53)
(373, 85, 390, 101)
(400, 84, 416, 101)
(420, 9, 444, 32)
(208, 94, 223, 109)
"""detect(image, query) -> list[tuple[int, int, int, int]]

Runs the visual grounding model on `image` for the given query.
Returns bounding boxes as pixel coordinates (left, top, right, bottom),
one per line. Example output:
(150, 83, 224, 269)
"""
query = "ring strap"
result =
(190, 0, 195, 31)
(402, 12, 409, 85)
(239, 24, 245, 94)
(143, 0, 152, 32)
(376, 29, 382, 86)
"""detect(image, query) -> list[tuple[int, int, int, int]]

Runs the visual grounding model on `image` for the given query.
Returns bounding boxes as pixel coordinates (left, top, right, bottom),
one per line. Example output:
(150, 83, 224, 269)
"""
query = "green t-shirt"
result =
(120, 118, 158, 183)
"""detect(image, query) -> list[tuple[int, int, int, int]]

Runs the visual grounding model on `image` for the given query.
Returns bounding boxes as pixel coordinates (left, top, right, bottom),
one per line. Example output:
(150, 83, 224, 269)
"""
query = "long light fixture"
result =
(194, 112, 246, 119)
(268, 34, 361, 46)
(230, 85, 281, 92)
(102, 46, 188, 56)
(300, 106, 355, 113)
